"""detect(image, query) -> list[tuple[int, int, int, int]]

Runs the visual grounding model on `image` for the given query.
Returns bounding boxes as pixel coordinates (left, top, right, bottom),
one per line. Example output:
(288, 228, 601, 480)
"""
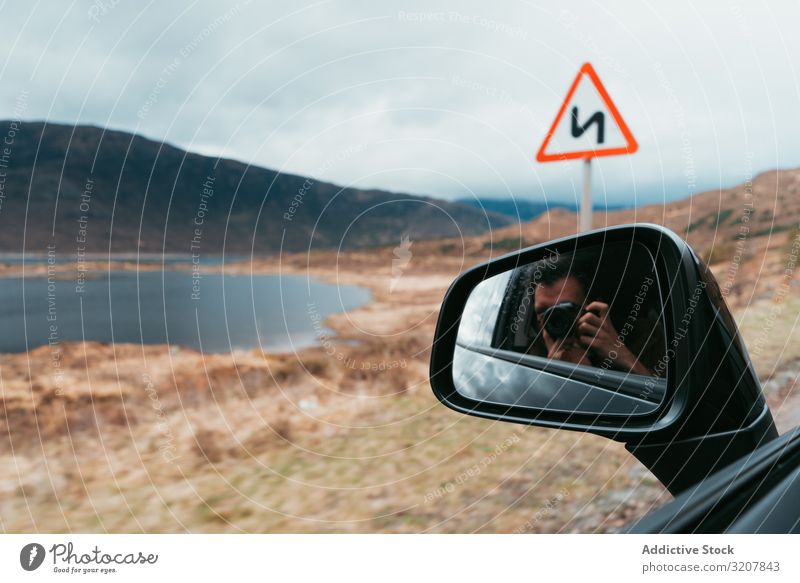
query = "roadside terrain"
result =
(1, 169, 800, 533)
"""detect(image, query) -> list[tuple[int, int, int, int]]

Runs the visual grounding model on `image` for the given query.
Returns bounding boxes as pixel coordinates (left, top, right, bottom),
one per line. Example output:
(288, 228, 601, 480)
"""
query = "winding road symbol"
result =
(536, 62, 637, 162)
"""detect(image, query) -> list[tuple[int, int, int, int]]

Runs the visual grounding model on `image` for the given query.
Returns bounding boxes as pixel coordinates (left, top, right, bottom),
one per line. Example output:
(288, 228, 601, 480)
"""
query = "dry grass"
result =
(2, 179, 800, 532)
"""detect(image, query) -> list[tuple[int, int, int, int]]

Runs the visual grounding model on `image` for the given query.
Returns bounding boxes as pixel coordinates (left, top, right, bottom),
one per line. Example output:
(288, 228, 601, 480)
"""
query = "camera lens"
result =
(543, 302, 581, 339)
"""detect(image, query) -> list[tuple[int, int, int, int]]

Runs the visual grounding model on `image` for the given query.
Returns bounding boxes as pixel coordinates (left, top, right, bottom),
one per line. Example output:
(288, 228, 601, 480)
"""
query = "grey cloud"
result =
(1, 0, 798, 206)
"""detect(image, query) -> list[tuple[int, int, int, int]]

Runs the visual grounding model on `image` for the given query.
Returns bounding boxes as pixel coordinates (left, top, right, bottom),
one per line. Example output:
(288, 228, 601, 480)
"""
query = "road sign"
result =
(535, 63, 637, 232)
(536, 62, 637, 162)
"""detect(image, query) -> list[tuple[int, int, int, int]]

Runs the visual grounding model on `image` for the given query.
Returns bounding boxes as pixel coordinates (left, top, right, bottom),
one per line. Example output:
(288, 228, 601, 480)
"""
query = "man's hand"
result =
(542, 328, 591, 366)
(577, 301, 651, 375)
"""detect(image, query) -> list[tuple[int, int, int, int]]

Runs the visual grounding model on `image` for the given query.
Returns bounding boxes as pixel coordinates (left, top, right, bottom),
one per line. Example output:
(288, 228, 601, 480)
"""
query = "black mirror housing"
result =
(429, 224, 777, 493)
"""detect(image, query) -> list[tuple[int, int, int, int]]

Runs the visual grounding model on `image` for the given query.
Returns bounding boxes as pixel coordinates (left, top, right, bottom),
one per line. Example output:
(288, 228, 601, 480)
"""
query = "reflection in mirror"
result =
(454, 242, 668, 416)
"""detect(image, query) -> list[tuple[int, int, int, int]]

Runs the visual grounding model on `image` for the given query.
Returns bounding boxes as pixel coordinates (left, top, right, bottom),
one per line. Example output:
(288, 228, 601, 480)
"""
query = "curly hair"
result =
(534, 252, 592, 294)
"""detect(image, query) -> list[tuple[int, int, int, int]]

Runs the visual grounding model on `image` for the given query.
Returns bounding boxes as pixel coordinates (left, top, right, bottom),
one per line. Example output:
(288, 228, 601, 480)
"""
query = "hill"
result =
(0, 121, 511, 254)
(500, 168, 800, 258)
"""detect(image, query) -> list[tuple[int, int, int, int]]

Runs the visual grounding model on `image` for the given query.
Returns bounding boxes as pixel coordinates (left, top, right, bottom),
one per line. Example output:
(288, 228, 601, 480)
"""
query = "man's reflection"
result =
(533, 259, 654, 376)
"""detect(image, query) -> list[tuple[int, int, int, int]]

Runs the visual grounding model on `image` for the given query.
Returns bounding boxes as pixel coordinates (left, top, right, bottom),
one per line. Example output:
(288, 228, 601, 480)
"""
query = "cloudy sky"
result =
(2, 0, 799, 206)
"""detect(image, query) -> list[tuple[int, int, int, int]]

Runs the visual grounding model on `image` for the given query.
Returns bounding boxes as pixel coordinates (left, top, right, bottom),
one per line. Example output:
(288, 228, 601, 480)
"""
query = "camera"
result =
(541, 301, 583, 339)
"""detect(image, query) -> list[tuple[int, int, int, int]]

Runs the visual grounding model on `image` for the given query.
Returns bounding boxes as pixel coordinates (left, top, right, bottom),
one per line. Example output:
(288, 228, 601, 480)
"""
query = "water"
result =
(0, 271, 370, 353)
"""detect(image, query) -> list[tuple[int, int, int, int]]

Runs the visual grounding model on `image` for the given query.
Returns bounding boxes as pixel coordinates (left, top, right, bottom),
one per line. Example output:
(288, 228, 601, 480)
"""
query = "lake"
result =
(0, 271, 370, 353)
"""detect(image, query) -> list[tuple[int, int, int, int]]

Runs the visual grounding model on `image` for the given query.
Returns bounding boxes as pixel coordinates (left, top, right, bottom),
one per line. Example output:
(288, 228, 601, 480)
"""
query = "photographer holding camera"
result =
(533, 257, 653, 376)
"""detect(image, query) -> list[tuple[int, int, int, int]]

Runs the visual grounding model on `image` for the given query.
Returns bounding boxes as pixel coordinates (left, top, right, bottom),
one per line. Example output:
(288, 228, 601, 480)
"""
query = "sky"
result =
(1, 0, 799, 207)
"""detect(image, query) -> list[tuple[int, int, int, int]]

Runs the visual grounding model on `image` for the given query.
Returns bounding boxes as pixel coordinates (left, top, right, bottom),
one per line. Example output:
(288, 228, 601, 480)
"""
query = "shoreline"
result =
(0, 256, 384, 360)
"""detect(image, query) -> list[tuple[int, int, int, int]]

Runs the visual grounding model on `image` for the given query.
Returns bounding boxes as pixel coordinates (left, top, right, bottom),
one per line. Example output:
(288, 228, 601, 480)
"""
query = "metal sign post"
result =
(581, 158, 592, 232)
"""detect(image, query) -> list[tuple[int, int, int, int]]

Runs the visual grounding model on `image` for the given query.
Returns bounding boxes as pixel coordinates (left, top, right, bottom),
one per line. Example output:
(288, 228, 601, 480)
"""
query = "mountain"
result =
(0, 121, 511, 254)
(456, 198, 628, 221)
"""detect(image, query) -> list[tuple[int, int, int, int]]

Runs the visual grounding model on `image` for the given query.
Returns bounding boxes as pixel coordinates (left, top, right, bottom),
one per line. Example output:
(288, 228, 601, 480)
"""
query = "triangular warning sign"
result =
(536, 63, 638, 162)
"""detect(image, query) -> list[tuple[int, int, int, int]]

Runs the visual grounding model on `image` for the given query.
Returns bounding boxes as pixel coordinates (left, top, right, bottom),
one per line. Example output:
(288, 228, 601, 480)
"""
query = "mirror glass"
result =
(453, 241, 668, 416)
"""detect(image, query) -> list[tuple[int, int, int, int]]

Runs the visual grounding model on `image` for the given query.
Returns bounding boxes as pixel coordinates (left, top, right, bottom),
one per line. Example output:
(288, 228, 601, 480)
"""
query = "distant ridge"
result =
(483, 167, 800, 263)
(456, 197, 628, 222)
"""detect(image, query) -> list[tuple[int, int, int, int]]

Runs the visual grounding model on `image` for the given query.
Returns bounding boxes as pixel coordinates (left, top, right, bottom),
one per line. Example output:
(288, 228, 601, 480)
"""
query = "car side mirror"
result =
(429, 224, 777, 494)
(453, 237, 667, 418)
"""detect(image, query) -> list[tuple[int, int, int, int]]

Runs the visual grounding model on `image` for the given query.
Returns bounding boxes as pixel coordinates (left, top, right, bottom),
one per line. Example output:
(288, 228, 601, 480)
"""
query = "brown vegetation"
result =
(2, 169, 800, 532)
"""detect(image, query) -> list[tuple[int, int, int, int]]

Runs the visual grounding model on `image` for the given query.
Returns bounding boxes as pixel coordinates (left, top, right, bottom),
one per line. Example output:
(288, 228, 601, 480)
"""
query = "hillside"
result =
(0, 121, 511, 254)
(489, 168, 800, 254)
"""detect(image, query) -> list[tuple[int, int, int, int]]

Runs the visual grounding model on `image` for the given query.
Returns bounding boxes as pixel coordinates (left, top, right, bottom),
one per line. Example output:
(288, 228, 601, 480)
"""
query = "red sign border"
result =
(536, 62, 638, 162)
